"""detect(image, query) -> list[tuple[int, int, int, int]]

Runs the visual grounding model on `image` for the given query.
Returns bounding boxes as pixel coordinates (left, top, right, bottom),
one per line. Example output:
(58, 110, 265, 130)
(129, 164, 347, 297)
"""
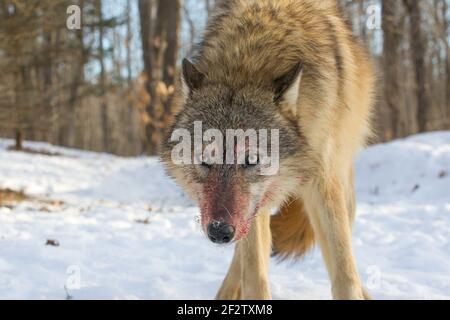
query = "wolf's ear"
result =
(273, 62, 303, 105)
(182, 59, 205, 95)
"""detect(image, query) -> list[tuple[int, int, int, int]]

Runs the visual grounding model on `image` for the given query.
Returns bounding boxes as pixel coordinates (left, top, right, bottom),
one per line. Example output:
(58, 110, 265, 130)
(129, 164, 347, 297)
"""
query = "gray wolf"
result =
(161, 0, 375, 300)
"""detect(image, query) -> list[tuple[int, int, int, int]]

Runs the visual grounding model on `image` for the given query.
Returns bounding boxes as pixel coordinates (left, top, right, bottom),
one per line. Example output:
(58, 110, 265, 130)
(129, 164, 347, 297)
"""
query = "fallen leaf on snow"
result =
(46, 239, 60, 247)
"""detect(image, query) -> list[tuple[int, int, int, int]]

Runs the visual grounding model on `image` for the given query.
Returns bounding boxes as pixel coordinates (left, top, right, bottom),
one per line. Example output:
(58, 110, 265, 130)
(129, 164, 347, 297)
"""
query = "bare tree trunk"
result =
(67, 0, 86, 148)
(43, 29, 53, 143)
(382, 0, 404, 139)
(138, 0, 157, 155)
(161, 0, 181, 109)
(138, 0, 180, 155)
(97, 0, 109, 152)
(15, 130, 23, 151)
(443, 0, 450, 125)
(126, 0, 133, 87)
(125, 0, 135, 148)
(13, 68, 25, 151)
(404, 0, 430, 133)
(20, 66, 35, 141)
(138, 0, 154, 89)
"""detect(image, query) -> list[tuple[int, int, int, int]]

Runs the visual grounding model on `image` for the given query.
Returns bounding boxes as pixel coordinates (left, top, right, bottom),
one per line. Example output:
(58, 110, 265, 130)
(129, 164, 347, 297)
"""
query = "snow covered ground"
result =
(0, 133, 449, 300)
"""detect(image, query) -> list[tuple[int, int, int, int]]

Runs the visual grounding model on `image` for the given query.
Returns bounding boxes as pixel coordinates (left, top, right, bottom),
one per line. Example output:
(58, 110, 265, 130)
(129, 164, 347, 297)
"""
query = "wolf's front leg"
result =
(240, 211, 272, 300)
(302, 178, 366, 300)
(216, 247, 242, 300)
(216, 212, 272, 300)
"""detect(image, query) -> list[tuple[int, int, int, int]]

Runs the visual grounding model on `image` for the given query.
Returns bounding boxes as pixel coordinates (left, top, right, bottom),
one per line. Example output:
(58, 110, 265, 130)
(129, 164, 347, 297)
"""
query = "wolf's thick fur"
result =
(271, 198, 315, 260)
(162, 0, 375, 300)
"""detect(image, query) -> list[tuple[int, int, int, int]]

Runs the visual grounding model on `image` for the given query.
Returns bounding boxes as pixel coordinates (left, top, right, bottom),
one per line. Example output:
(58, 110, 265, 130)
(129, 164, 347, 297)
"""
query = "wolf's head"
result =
(161, 59, 311, 244)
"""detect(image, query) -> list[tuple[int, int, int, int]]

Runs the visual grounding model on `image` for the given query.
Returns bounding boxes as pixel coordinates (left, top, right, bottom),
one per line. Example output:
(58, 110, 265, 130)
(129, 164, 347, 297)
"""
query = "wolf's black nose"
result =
(207, 221, 235, 244)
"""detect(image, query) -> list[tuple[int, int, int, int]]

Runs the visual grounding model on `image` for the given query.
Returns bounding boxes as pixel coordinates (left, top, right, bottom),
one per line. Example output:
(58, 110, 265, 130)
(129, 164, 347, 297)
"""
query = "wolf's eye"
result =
(244, 154, 259, 168)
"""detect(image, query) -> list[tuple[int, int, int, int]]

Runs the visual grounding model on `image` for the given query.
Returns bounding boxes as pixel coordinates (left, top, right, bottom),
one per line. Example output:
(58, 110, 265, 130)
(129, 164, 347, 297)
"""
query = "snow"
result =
(0, 133, 449, 300)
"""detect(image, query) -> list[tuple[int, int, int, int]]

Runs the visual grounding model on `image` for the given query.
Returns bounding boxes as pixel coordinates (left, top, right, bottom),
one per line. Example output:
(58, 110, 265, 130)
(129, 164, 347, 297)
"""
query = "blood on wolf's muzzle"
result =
(207, 221, 235, 244)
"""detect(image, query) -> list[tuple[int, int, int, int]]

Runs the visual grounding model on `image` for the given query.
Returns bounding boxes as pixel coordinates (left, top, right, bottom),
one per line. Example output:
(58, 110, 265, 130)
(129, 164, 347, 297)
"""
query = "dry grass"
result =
(0, 188, 28, 207)
(0, 188, 65, 210)
(7, 146, 62, 157)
